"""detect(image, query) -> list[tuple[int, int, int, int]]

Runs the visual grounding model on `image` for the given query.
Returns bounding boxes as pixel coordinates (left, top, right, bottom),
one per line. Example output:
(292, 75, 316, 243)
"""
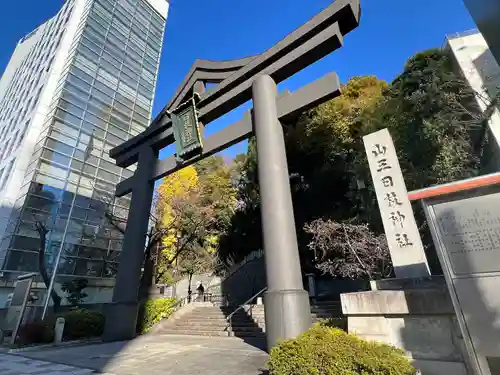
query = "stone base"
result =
(102, 301, 139, 342)
(370, 275, 447, 291)
(341, 281, 470, 375)
(264, 289, 311, 351)
(412, 358, 468, 375)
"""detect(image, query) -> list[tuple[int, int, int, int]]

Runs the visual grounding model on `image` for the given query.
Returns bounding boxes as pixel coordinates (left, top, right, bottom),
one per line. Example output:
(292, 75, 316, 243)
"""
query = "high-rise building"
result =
(445, 29, 500, 172)
(0, 0, 169, 304)
(463, 0, 500, 65)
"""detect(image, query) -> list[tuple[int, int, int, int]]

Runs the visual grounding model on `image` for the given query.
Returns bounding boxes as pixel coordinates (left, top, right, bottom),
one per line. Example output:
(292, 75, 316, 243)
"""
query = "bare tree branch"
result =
(33, 220, 62, 312)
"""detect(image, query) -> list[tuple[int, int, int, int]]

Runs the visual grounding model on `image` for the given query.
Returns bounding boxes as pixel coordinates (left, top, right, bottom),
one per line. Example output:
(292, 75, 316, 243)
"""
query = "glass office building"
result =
(0, 0, 169, 299)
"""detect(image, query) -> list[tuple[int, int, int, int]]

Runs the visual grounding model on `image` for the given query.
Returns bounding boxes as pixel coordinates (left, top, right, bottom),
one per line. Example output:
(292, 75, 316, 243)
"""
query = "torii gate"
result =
(103, 0, 361, 349)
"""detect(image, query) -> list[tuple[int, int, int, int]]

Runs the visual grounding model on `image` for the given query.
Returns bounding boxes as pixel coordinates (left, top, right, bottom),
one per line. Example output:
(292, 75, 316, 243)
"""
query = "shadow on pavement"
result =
(15, 334, 269, 375)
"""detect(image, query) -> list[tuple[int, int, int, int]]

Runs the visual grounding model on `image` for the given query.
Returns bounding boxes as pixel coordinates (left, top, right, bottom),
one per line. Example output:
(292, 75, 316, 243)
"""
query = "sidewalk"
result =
(15, 334, 269, 375)
(0, 353, 114, 375)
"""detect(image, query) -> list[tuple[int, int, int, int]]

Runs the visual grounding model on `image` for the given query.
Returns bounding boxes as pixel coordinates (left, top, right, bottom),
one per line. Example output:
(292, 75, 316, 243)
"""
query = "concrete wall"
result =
(169, 274, 221, 300)
(315, 277, 368, 300)
(208, 256, 267, 306)
(0, 277, 115, 308)
(341, 288, 470, 375)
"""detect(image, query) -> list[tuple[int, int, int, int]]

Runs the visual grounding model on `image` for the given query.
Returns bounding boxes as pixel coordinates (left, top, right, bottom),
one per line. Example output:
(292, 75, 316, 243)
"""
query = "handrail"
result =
(169, 294, 191, 313)
(225, 287, 267, 335)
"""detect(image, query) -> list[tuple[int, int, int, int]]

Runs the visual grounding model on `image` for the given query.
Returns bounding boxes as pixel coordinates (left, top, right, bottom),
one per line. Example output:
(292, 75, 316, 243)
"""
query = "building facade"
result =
(0, 0, 169, 305)
(464, 0, 500, 65)
(446, 29, 500, 172)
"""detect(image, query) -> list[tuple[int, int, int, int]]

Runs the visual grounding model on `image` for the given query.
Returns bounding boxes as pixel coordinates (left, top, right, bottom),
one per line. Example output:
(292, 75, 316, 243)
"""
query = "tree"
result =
(61, 278, 88, 306)
(194, 155, 238, 229)
(285, 76, 388, 229)
(304, 219, 392, 280)
(25, 183, 63, 312)
(155, 166, 205, 270)
(220, 49, 494, 274)
(363, 49, 485, 190)
(91, 188, 174, 300)
(154, 160, 234, 283)
(218, 77, 389, 267)
(177, 245, 218, 301)
(33, 221, 62, 312)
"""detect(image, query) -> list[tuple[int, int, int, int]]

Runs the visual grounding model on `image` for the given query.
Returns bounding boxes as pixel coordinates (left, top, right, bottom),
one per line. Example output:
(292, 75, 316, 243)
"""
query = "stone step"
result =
(181, 312, 340, 321)
(160, 329, 231, 337)
(174, 324, 263, 333)
(185, 315, 256, 322)
(172, 321, 260, 328)
(311, 308, 342, 312)
(168, 325, 263, 334)
(311, 306, 341, 310)
(310, 313, 342, 318)
(187, 312, 250, 318)
(160, 328, 266, 338)
(156, 301, 344, 338)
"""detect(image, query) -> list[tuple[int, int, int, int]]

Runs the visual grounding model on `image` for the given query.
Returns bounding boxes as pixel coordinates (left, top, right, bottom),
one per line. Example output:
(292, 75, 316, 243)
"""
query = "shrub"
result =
(59, 308, 105, 340)
(17, 309, 104, 345)
(267, 324, 417, 375)
(319, 317, 348, 331)
(137, 298, 177, 334)
(17, 321, 54, 345)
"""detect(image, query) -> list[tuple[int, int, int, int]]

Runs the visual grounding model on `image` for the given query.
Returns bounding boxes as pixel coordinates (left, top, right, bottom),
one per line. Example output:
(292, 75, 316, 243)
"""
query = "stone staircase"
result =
(310, 299, 344, 323)
(154, 299, 344, 338)
(156, 304, 266, 338)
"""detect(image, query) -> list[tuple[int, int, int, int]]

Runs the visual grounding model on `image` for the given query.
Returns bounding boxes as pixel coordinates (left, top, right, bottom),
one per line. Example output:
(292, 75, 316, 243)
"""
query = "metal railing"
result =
(168, 294, 192, 315)
(226, 287, 267, 335)
(446, 28, 480, 41)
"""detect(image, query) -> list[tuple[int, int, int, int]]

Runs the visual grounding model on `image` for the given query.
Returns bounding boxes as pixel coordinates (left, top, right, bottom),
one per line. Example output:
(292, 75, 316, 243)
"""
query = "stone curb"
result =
(6, 338, 102, 353)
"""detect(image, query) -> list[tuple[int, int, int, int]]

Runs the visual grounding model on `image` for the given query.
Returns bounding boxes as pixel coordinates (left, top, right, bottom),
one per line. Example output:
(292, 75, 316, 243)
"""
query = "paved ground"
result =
(0, 354, 107, 375)
(2, 335, 269, 375)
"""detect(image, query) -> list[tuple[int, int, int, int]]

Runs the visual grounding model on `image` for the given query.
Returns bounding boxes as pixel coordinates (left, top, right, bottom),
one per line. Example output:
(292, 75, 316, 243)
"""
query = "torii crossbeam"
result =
(103, 0, 361, 348)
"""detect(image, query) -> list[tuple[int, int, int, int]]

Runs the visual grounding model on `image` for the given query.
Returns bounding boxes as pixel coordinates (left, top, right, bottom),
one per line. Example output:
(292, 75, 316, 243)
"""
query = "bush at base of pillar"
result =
(136, 298, 177, 334)
(267, 323, 417, 375)
(17, 308, 105, 345)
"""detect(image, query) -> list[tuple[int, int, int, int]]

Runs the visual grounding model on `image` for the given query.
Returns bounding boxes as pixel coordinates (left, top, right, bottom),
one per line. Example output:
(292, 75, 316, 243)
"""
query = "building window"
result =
(0, 159, 15, 191)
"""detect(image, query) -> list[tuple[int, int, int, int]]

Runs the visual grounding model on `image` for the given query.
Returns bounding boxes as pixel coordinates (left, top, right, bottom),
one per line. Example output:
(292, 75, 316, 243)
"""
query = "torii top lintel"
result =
(109, 0, 360, 168)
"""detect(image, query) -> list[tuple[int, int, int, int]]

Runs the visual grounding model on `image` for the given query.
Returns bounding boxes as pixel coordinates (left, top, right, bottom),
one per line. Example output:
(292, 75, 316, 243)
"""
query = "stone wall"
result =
(341, 286, 470, 375)
(208, 256, 267, 306)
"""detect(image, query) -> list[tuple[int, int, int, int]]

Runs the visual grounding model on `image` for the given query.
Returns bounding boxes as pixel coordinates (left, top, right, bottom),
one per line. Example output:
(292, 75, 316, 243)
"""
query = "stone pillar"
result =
(252, 75, 311, 351)
(103, 147, 158, 342)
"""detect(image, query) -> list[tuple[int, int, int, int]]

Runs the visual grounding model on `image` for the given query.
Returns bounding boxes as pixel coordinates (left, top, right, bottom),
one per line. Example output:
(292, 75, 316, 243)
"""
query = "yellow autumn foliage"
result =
(156, 166, 200, 263)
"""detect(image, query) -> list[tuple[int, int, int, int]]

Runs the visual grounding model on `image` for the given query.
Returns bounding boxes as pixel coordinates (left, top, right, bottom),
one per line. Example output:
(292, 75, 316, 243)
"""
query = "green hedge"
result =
(18, 298, 178, 345)
(137, 298, 177, 334)
(267, 323, 417, 375)
(17, 308, 104, 345)
(59, 308, 105, 340)
(17, 321, 54, 345)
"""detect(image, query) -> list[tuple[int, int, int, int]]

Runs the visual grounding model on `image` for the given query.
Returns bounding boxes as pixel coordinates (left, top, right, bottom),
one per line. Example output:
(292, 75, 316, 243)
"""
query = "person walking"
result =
(196, 282, 205, 302)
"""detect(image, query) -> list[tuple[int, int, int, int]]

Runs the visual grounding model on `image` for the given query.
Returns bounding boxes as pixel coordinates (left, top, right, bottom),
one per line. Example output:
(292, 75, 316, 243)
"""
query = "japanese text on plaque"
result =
(371, 142, 413, 248)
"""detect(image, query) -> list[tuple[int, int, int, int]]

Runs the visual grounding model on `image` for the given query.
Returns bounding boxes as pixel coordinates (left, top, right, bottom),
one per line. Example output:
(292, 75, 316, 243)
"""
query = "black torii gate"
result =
(103, 0, 361, 349)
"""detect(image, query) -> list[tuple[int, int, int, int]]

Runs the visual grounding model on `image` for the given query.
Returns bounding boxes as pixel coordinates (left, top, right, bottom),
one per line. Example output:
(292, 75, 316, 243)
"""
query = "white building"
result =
(463, 0, 500, 65)
(0, 0, 169, 306)
(445, 29, 500, 172)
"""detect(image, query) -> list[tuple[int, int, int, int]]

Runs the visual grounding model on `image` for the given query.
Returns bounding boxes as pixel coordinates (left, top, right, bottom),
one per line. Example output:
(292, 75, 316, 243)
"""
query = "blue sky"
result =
(0, 0, 476, 160)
